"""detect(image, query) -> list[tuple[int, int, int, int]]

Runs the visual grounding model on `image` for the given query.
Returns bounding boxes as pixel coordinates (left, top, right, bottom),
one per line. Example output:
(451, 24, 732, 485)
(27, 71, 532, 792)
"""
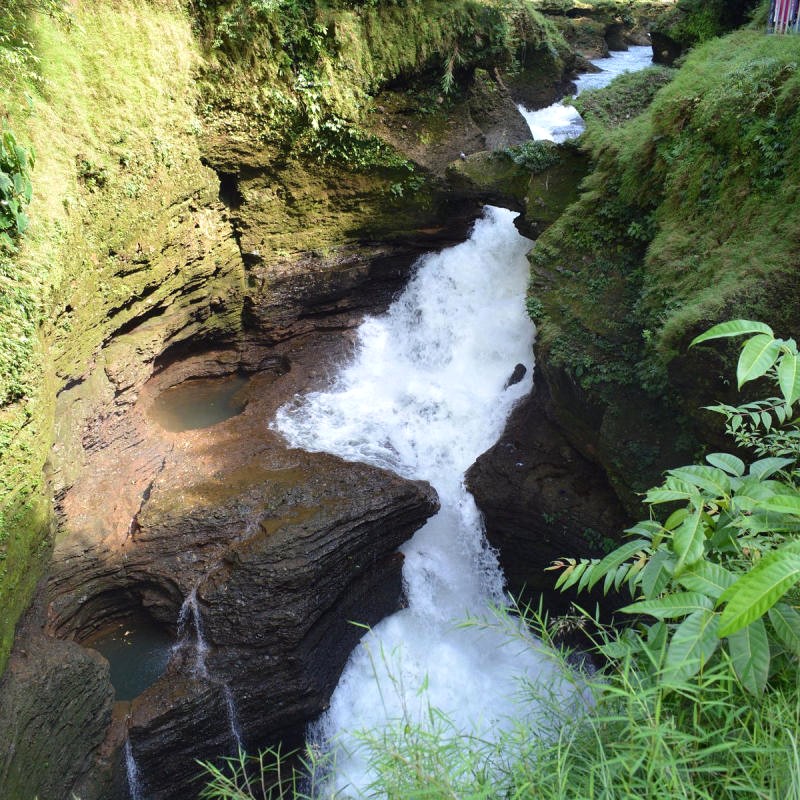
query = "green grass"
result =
(198, 605, 800, 800)
(0, 0, 207, 673)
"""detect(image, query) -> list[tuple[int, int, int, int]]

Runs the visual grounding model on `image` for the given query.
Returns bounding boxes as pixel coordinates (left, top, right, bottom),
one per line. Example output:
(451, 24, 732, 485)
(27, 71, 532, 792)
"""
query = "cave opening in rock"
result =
(149, 373, 250, 432)
(85, 613, 174, 701)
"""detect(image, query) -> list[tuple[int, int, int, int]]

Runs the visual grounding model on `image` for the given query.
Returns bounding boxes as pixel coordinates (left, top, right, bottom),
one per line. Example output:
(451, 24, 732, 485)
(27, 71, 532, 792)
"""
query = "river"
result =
(273, 45, 653, 798)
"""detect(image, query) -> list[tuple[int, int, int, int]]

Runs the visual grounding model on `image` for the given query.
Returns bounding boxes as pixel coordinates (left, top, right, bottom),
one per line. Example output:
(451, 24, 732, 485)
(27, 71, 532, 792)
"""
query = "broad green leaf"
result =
(641, 620, 668, 671)
(609, 562, 631, 594)
(737, 334, 781, 389)
(706, 452, 745, 477)
(646, 488, 694, 504)
(718, 543, 800, 637)
(678, 561, 736, 600)
(663, 609, 721, 682)
(760, 494, 800, 516)
(554, 559, 593, 591)
(599, 639, 632, 660)
(727, 618, 770, 695)
(587, 540, 649, 592)
(624, 520, 663, 540)
(690, 320, 773, 347)
(664, 507, 689, 531)
(668, 465, 730, 497)
(735, 511, 800, 535)
(672, 507, 706, 575)
(641, 550, 675, 598)
(778, 353, 800, 405)
(768, 603, 800, 656)
(621, 592, 713, 619)
(749, 457, 795, 480)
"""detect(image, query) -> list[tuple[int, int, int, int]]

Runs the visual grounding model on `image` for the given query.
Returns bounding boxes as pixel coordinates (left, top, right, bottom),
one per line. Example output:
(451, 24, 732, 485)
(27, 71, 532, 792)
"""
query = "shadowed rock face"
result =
(33, 331, 439, 800)
(0, 632, 114, 800)
(466, 375, 630, 614)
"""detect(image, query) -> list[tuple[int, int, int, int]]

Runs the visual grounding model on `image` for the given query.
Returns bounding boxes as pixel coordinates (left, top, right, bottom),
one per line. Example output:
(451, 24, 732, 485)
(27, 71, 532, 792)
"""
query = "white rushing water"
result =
(274, 208, 578, 796)
(518, 45, 653, 142)
(124, 738, 144, 800)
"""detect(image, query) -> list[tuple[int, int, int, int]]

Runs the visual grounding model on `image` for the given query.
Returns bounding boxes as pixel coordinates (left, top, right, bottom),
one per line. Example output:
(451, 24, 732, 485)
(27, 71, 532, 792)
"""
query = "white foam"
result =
(518, 45, 654, 142)
(274, 208, 579, 796)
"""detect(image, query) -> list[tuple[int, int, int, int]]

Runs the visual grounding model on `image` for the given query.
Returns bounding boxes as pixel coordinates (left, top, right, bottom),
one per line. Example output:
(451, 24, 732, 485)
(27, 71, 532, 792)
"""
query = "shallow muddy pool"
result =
(149, 374, 249, 432)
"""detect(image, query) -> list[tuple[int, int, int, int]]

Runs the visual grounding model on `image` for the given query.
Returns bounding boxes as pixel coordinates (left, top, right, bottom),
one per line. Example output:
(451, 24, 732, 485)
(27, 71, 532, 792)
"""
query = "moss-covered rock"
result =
(526, 31, 800, 511)
(650, 0, 762, 64)
(445, 141, 589, 237)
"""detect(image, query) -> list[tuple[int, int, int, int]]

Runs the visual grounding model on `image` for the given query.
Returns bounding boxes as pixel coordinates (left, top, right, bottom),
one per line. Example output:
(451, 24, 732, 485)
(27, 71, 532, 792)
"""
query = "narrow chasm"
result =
(0, 3, 680, 800)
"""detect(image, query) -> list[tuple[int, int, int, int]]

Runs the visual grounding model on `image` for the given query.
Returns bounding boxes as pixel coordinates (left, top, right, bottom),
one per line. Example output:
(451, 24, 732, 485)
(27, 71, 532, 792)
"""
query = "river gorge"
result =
(1, 1, 791, 798)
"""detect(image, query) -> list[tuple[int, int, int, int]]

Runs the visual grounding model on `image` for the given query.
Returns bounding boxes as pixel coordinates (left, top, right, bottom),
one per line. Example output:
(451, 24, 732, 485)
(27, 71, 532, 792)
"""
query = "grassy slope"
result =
(529, 31, 800, 500)
(0, 0, 206, 673)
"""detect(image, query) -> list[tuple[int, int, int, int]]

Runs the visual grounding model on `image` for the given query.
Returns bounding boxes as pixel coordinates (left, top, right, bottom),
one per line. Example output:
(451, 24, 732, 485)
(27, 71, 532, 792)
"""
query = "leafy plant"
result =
(0, 129, 34, 251)
(550, 320, 800, 695)
(502, 140, 561, 173)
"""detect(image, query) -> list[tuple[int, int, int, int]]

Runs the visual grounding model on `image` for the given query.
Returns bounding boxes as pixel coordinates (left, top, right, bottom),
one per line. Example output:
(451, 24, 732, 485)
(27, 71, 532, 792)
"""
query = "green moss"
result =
(574, 65, 675, 131)
(197, 0, 570, 155)
(528, 30, 800, 504)
(0, 0, 239, 673)
(651, 0, 762, 51)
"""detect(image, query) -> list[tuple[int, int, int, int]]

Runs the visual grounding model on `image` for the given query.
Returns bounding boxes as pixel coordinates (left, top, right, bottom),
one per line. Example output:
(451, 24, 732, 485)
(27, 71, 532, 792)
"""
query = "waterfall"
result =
(176, 585, 209, 679)
(273, 207, 579, 795)
(124, 738, 144, 800)
(222, 683, 244, 753)
(518, 45, 654, 141)
(175, 585, 244, 752)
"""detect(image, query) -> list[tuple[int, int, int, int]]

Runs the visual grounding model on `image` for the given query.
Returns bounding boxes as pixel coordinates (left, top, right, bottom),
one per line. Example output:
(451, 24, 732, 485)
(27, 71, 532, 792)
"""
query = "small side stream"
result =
(518, 45, 654, 141)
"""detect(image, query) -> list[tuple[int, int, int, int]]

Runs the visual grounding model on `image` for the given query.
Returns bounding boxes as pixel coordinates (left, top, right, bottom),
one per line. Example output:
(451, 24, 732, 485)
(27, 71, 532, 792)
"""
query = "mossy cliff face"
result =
(526, 32, 800, 513)
(0, 0, 245, 678)
(0, 1, 585, 797)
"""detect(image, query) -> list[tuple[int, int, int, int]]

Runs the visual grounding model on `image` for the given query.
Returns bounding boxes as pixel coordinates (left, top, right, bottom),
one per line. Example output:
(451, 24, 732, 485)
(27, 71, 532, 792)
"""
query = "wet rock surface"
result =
(466, 375, 630, 613)
(32, 331, 439, 800)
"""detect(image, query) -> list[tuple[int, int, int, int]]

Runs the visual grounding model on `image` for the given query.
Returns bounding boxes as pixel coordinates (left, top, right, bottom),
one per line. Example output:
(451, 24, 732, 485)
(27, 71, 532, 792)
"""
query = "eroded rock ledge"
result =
(2, 330, 438, 800)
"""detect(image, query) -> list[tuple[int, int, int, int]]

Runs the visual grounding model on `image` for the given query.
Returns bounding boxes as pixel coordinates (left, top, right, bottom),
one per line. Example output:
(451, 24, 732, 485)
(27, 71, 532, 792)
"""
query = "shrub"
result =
(0, 129, 34, 251)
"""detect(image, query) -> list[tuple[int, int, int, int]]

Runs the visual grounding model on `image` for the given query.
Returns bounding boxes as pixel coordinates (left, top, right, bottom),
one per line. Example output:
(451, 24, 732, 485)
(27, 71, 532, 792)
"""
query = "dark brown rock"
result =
(0, 628, 114, 800)
(466, 375, 630, 613)
(31, 329, 438, 800)
(650, 30, 683, 66)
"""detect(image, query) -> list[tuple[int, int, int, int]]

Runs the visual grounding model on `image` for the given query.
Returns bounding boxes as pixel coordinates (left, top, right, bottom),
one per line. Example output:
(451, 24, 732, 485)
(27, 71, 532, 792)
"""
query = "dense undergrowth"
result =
(193, 0, 570, 161)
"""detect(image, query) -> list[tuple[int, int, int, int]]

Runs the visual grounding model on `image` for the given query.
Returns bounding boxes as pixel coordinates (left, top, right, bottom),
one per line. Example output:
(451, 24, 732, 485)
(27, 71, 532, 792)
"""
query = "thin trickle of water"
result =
(124, 738, 144, 800)
(518, 45, 654, 141)
(274, 207, 578, 795)
(176, 585, 209, 679)
(222, 683, 244, 753)
(174, 586, 244, 751)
